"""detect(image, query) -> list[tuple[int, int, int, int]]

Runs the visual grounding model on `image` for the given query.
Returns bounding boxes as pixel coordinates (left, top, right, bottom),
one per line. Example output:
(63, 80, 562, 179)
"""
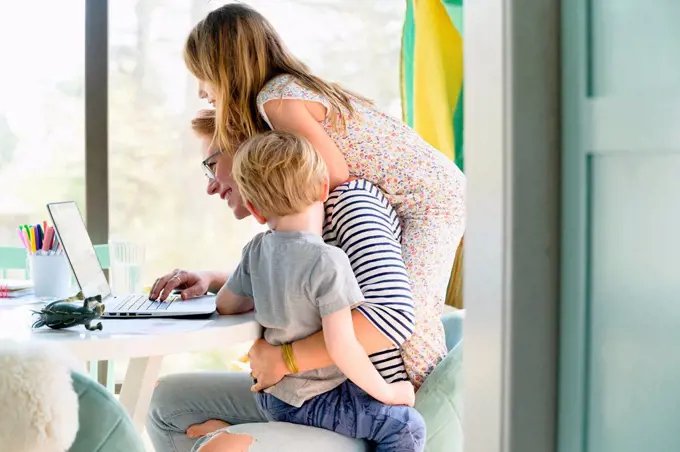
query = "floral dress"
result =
(257, 74, 466, 388)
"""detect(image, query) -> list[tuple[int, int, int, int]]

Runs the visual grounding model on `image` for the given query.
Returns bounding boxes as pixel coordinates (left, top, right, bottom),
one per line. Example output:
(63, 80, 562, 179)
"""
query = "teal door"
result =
(560, 2, 680, 452)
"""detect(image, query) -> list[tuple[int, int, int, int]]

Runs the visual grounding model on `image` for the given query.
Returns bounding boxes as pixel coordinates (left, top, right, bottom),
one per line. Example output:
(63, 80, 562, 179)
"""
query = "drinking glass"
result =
(108, 240, 145, 294)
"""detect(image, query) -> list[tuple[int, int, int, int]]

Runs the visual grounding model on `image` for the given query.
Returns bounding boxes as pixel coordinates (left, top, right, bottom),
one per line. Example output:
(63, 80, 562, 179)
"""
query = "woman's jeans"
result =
(147, 372, 268, 452)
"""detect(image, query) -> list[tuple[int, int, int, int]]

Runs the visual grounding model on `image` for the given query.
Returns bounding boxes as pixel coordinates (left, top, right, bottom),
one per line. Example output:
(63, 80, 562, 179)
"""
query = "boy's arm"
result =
(218, 235, 258, 315)
(311, 248, 414, 406)
(216, 284, 254, 315)
(322, 307, 397, 405)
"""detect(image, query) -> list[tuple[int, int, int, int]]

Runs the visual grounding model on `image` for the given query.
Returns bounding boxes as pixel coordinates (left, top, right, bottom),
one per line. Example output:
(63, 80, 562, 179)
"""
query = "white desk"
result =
(0, 301, 262, 431)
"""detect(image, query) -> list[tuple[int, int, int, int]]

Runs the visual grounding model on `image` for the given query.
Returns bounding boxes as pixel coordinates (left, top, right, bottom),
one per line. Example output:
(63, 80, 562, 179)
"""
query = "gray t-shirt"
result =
(227, 230, 364, 407)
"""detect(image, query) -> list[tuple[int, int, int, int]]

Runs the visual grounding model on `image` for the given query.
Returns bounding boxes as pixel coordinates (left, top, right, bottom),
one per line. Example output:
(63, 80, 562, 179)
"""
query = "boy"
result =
(201, 131, 425, 452)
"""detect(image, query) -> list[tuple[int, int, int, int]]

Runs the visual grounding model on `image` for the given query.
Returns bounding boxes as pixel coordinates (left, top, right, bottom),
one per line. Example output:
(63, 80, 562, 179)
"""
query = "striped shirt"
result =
(323, 179, 415, 382)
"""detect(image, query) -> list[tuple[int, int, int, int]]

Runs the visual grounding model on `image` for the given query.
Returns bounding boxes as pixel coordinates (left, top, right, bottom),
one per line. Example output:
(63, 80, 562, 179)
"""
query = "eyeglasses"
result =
(202, 150, 222, 181)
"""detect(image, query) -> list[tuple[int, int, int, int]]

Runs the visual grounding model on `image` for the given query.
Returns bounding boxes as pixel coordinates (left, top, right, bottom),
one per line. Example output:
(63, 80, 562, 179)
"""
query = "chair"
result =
(0, 246, 30, 278)
(0, 245, 115, 391)
(191, 310, 465, 452)
(69, 371, 145, 452)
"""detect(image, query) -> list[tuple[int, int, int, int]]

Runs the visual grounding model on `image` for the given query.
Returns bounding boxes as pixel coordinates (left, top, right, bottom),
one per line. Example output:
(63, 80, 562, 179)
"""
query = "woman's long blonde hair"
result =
(184, 3, 364, 155)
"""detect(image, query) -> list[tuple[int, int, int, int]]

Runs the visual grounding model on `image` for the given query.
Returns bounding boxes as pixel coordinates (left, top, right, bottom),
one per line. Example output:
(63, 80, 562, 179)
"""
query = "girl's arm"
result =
(263, 99, 349, 189)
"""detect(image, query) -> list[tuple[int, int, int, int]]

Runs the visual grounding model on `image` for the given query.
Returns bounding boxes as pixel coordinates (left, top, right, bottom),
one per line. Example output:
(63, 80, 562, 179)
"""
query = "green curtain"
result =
(401, 0, 464, 308)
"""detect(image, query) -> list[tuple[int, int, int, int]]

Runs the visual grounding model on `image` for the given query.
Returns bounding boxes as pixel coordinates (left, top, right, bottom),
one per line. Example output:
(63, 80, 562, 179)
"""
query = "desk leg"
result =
(118, 356, 163, 433)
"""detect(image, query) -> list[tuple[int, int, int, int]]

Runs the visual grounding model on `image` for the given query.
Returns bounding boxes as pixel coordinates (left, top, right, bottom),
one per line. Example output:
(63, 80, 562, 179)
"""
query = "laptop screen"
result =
(47, 202, 111, 299)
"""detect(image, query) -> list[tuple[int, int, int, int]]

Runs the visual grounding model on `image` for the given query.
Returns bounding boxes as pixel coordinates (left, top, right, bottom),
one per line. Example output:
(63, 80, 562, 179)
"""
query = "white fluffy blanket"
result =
(0, 341, 81, 452)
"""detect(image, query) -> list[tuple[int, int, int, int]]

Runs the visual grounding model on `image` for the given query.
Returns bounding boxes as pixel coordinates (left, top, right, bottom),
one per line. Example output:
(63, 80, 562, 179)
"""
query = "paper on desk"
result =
(92, 318, 213, 336)
(0, 297, 54, 308)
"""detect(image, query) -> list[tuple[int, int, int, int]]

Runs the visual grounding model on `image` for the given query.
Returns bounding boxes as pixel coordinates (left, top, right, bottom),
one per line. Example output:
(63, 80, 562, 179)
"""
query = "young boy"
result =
(201, 131, 425, 452)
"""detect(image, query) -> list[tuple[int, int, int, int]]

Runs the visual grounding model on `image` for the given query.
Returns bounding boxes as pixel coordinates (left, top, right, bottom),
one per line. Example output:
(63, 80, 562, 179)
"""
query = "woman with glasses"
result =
(147, 109, 419, 451)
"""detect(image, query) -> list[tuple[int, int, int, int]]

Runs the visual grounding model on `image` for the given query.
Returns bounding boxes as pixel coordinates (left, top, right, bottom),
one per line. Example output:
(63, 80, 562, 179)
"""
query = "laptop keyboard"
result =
(112, 294, 177, 312)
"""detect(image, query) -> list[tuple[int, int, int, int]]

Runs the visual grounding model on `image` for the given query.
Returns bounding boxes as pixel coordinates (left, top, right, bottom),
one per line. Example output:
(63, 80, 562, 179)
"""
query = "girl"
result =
(184, 3, 465, 389)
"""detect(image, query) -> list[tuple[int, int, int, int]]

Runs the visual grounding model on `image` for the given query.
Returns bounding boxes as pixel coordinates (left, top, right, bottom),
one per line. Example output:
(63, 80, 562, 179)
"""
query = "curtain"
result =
(401, 0, 464, 308)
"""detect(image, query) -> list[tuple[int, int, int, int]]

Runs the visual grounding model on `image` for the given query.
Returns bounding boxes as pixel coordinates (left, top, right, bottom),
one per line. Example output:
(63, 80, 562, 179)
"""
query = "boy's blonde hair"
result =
(232, 131, 328, 219)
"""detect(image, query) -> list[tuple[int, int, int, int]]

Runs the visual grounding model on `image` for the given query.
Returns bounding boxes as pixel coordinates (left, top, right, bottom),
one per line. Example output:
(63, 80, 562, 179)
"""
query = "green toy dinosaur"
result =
(32, 291, 105, 331)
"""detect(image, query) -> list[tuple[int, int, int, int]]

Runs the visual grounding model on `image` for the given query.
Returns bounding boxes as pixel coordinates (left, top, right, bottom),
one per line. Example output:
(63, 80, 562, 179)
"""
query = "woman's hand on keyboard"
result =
(149, 269, 210, 302)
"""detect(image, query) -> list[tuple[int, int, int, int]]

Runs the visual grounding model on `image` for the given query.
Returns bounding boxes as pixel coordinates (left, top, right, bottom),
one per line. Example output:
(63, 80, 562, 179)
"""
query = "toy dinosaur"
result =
(32, 292, 105, 331)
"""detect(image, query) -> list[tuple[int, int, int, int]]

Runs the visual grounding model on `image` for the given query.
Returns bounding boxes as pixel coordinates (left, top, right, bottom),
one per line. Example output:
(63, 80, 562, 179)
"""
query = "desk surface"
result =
(0, 300, 262, 361)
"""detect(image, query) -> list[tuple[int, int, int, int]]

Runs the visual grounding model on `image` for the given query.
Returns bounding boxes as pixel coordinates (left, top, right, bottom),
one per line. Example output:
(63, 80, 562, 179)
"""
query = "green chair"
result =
(415, 310, 464, 451)
(0, 245, 115, 391)
(191, 310, 465, 452)
(69, 371, 145, 452)
(0, 246, 30, 278)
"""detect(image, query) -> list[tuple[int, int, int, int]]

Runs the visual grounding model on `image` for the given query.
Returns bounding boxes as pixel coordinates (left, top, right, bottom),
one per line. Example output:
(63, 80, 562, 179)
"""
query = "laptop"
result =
(47, 201, 216, 318)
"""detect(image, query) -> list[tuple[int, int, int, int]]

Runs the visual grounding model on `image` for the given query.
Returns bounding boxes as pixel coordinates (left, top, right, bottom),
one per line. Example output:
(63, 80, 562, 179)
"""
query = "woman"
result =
(147, 110, 421, 451)
(185, 3, 466, 387)
(149, 5, 466, 449)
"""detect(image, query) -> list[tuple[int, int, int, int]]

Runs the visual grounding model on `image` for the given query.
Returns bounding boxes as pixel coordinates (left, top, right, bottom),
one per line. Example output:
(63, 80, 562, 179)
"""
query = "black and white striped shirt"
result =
(323, 179, 414, 382)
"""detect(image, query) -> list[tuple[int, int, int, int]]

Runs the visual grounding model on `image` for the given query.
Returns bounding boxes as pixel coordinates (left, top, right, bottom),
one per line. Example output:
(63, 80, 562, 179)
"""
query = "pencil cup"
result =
(29, 253, 72, 298)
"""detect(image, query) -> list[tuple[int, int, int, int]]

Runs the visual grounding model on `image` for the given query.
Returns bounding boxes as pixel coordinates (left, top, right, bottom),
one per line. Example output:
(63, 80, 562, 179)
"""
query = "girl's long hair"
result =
(184, 3, 365, 155)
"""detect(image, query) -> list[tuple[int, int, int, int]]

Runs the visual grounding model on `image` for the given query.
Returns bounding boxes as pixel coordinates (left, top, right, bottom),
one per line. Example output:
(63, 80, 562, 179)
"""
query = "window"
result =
(0, 1, 85, 255)
(108, 0, 261, 285)
(108, 0, 405, 286)
(105, 0, 404, 377)
(243, 0, 405, 116)
(1, 0, 404, 377)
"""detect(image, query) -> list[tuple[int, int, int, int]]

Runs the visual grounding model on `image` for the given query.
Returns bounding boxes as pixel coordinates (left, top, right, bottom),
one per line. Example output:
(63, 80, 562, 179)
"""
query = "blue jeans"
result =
(256, 380, 426, 452)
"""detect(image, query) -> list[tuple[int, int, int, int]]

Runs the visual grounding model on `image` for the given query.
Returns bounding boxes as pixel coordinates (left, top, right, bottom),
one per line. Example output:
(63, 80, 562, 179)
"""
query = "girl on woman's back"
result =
(184, 3, 466, 388)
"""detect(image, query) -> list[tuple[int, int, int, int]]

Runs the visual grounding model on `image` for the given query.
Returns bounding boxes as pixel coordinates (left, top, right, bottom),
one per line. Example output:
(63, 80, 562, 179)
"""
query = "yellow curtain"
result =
(401, 0, 464, 308)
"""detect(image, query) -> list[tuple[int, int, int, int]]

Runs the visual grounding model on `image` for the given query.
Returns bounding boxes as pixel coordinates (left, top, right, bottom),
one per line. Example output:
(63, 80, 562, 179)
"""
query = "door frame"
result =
(558, 1, 591, 451)
(464, 1, 561, 451)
